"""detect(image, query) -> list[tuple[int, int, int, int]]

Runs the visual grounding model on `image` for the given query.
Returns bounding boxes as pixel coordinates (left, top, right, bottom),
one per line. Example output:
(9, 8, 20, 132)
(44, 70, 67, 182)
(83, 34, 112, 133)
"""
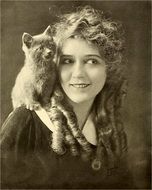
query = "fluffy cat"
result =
(11, 26, 56, 110)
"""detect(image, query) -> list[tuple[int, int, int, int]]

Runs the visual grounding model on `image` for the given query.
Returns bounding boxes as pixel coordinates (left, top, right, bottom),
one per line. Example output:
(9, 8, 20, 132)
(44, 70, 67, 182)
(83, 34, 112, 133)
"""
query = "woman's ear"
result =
(44, 25, 52, 36)
(22, 33, 33, 48)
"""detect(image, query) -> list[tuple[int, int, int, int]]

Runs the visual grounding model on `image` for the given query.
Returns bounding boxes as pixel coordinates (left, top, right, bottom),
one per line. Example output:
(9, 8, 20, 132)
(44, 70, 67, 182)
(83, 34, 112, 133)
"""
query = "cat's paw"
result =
(25, 101, 41, 110)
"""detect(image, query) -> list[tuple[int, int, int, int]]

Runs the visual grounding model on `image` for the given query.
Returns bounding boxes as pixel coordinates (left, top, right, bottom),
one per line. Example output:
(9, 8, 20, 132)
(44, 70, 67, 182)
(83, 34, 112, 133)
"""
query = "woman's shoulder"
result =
(10, 106, 33, 118)
(1, 106, 51, 150)
(3, 106, 33, 120)
(1, 107, 33, 131)
(0, 107, 37, 149)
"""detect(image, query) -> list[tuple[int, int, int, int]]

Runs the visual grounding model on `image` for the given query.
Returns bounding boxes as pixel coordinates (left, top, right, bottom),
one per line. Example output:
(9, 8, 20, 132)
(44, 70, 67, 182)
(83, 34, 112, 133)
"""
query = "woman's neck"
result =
(67, 98, 94, 130)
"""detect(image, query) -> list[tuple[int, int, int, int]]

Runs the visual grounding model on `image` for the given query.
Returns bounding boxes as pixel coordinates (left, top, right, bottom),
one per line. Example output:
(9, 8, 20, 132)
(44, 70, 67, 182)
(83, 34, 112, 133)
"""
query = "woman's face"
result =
(58, 38, 107, 104)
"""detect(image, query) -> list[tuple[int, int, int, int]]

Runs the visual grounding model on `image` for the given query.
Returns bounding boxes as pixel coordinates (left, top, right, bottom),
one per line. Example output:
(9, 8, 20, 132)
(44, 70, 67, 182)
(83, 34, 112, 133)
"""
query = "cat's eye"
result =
(40, 46, 44, 50)
(36, 46, 43, 51)
(47, 42, 54, 49)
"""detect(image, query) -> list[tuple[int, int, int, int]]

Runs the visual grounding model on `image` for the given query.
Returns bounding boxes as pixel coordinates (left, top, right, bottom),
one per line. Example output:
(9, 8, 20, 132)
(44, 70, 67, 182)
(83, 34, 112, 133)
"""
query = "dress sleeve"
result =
(0, 107, 36, 188)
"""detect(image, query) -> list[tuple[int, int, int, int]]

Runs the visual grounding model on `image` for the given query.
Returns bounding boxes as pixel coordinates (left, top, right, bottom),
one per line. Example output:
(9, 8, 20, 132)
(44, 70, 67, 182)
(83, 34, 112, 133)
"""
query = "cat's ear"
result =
(22, 33, 33, 48)
(43, 25, 52, 36)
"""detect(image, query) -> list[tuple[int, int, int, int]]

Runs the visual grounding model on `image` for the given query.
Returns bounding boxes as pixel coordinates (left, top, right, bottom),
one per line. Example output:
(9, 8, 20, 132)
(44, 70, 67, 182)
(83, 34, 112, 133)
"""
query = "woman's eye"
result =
(86, 59, 98, 65)
(61, 59, 74, 65)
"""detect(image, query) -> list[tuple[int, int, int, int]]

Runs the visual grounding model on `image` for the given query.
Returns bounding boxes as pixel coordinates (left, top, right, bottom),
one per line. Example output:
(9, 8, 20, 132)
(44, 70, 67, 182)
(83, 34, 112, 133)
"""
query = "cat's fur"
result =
(11, 26, 56, 110)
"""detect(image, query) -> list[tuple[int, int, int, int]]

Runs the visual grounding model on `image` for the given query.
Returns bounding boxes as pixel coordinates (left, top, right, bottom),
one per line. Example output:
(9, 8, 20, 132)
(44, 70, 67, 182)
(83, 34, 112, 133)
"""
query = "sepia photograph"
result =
(0, 0, 151, 189)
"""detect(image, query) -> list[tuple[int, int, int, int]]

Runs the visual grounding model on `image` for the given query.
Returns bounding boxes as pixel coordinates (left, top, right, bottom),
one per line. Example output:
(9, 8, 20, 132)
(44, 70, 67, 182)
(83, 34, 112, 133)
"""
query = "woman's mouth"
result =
(70, 84, 90, 88)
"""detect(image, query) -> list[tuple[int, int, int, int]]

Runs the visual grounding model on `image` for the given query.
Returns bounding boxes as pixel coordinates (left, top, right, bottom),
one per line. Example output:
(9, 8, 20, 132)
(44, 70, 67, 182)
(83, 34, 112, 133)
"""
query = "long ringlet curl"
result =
(49, 5, 128, 168)
(46, 94, 78, 156)
(48, 107, 65, 155)
(47, 106, 79, 156)
(93, 77, 128, 168)
(46, 85, 93, 159)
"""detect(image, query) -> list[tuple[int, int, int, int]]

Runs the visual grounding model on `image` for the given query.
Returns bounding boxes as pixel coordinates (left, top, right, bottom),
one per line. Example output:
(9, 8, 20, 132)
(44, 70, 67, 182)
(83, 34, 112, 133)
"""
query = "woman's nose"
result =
(72, 61, 85, 78)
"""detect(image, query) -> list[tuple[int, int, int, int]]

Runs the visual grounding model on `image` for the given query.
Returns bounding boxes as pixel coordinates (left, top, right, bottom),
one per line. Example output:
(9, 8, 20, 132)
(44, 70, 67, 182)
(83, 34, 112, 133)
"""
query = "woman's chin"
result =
(67, 95, 95, 105)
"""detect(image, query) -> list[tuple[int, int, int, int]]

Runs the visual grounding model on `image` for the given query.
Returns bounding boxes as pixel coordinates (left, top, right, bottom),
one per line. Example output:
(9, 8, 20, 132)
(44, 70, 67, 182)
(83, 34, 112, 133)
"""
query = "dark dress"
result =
(0, 107, 134, 189)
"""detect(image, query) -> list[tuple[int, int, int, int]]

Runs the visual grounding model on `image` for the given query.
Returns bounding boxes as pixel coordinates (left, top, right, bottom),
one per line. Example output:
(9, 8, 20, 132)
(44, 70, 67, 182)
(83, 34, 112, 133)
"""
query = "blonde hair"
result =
(47, 5, 127, 169)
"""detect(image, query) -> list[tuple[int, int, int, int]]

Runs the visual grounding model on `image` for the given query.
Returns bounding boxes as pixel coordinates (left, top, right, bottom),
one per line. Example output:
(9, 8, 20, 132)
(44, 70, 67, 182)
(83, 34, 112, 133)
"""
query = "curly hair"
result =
(46, 5, 128, 170)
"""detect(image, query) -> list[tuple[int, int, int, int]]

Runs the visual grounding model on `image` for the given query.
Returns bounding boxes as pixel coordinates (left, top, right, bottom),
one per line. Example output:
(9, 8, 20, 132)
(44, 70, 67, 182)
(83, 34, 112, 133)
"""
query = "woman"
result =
(1, 6, 133, 189)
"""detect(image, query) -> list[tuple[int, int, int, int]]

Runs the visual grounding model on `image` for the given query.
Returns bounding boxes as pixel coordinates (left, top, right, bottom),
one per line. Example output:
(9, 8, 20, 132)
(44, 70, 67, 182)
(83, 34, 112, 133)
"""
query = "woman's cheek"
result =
(89, 67, 106, 81)
(59, 66, 70, 83)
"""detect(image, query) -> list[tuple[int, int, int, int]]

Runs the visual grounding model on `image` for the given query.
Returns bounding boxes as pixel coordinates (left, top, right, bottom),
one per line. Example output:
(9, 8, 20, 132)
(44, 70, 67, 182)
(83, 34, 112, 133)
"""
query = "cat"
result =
(11, 26, 56, 110)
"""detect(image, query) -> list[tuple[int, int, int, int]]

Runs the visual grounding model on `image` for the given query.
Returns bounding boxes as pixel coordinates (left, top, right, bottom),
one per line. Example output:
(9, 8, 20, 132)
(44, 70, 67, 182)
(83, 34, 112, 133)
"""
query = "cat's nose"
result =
(48, 51, 54, 56)
(45, 49, 54, 59)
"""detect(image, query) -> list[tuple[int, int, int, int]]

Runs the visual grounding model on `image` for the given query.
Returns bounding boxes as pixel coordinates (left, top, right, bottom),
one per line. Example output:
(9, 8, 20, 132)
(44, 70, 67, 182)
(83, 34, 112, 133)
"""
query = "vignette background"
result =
(1, 0, 151, 189)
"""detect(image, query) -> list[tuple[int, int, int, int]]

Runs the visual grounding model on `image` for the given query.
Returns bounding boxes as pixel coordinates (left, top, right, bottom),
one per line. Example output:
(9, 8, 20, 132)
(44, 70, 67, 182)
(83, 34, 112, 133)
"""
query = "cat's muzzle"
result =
(44, 51, 54, 60)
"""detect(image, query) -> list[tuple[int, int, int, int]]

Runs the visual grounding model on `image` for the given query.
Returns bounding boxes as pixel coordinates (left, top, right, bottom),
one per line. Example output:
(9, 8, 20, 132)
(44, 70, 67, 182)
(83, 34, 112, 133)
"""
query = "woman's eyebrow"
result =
(61, 54, 102, 59)
(60, 55, 73, 58)
(84, 54, 102, 59)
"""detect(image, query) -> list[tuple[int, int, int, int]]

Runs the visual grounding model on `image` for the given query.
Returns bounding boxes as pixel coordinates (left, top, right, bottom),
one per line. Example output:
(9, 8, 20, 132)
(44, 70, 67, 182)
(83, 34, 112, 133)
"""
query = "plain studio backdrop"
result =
(1, 0, 151, 189)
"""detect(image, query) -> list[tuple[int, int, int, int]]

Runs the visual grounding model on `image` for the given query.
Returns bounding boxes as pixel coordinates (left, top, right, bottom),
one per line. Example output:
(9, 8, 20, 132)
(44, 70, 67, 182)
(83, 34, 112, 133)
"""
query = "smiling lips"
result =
(70, 83, 90, 88)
